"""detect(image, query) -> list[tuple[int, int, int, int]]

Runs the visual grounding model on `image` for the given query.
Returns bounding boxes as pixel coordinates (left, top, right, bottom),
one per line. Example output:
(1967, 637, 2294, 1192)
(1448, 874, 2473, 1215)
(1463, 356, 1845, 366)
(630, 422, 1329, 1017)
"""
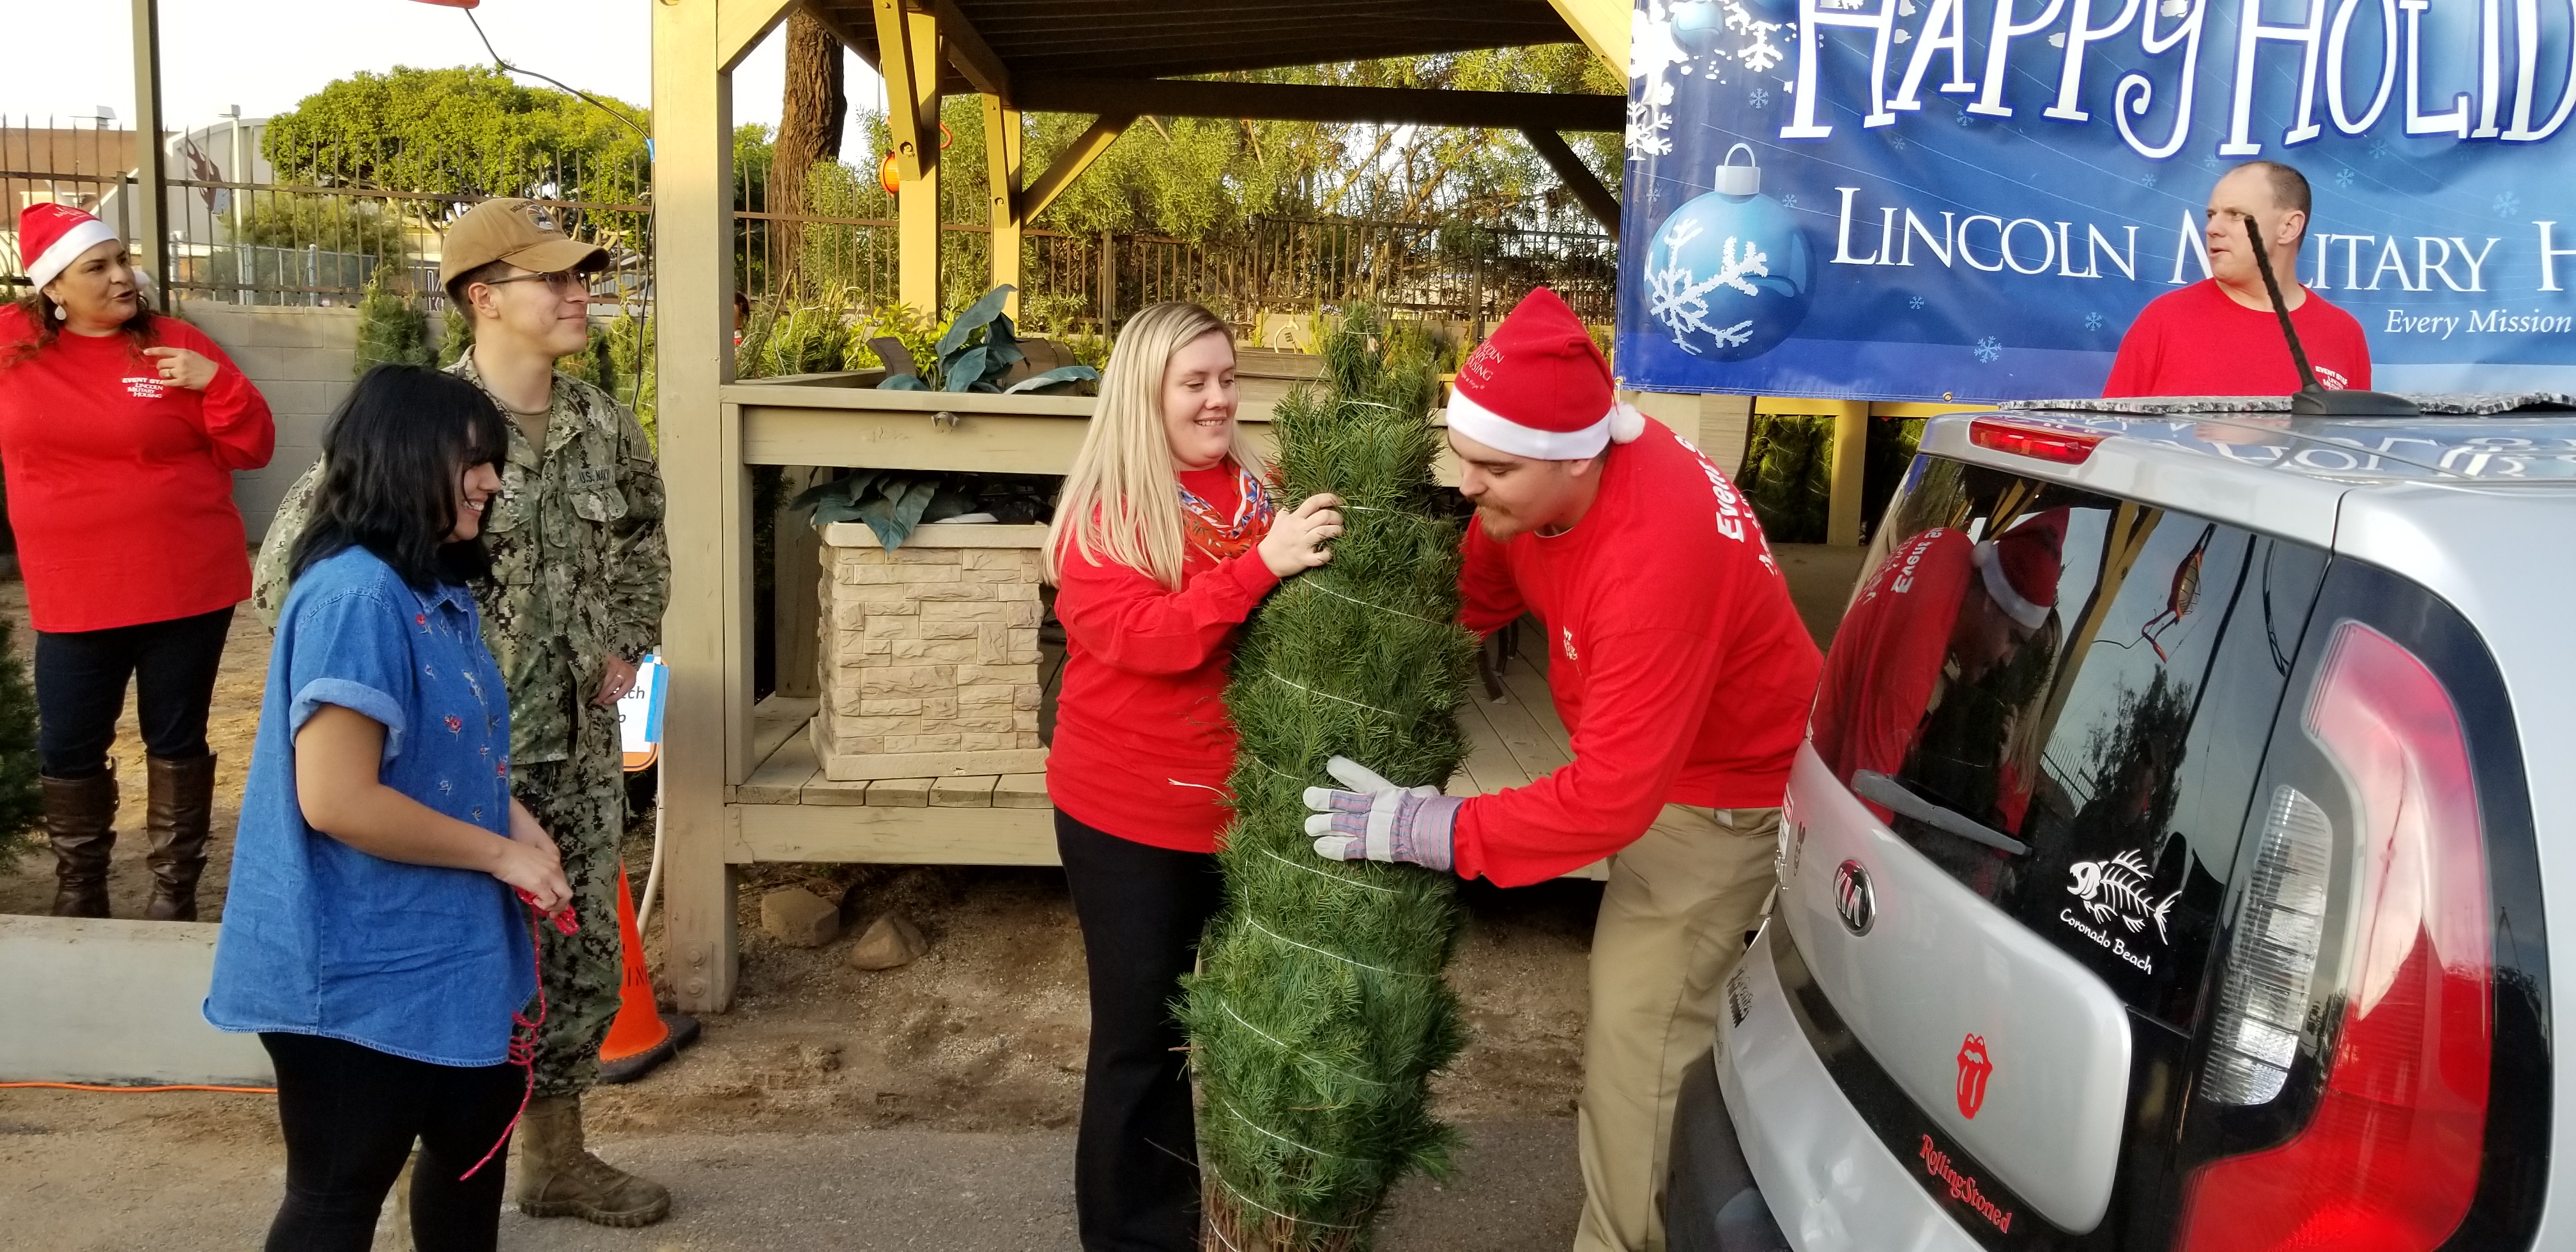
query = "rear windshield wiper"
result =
(1850, 770, 2032, 857)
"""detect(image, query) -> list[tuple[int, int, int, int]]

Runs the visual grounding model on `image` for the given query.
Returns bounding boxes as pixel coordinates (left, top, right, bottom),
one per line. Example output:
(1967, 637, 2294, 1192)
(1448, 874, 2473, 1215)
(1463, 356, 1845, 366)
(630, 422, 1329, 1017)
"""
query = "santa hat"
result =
(1446, 287, 1646, 460)
(1972, 508, 2068, 631)
(18, 204, 120, 293)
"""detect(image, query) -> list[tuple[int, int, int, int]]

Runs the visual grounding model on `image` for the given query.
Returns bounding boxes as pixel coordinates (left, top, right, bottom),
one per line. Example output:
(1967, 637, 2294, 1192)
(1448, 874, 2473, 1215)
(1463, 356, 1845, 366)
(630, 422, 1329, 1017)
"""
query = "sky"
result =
(6, 0, 884, 153)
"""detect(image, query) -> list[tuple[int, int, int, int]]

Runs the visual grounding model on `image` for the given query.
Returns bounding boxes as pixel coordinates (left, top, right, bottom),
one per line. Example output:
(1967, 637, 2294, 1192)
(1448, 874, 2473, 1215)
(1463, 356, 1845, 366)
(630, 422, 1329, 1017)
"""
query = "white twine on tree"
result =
(1255, 843, 1399, 894)
(1225, 1102, 1370, 1163)
(1211, 1172, 1366, 1232)
(1260, 670, 1407, 720)
(1242, 917, 1438, 979)
(1292, 576, 1452, 628)
(1213, 995, 1391, 1086)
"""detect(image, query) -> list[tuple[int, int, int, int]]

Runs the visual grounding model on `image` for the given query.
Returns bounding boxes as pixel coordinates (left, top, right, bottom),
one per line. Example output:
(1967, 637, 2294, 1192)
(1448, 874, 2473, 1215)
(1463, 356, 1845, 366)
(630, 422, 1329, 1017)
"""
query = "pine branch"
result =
(1182, 309, 1474, 1250)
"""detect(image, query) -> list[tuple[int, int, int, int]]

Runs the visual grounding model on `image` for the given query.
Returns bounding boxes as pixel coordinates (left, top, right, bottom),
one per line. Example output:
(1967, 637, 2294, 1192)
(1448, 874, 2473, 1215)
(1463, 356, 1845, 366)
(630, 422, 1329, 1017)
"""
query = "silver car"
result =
(1668, 403, 2567, 1251)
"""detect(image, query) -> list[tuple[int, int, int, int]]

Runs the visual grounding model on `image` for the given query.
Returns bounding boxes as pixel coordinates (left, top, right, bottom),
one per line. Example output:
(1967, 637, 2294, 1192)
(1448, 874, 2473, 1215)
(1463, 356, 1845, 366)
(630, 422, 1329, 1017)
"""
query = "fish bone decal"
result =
(2066, 850, 2179, 944)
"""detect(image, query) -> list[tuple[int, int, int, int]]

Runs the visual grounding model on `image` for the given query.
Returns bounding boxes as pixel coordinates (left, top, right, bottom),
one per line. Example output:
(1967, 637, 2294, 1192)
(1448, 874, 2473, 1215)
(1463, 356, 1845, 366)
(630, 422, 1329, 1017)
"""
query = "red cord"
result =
(457, 894, 577, 1181)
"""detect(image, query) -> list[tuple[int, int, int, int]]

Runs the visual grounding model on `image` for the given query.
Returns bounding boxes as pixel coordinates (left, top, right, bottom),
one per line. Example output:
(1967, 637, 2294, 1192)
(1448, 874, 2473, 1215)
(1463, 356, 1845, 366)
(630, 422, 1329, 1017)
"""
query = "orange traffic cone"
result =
(597, 864, 700, 1084)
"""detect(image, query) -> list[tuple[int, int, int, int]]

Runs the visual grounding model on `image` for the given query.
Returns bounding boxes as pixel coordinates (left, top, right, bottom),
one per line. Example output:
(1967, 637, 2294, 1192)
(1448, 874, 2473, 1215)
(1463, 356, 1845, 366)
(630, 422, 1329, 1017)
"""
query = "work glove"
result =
(1304, 755, 1462, 873)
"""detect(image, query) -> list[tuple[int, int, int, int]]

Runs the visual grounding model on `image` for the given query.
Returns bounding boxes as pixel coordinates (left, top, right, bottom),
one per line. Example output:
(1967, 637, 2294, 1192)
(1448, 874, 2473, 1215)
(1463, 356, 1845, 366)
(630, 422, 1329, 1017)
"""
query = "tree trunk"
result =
(772, 10, 847, 298)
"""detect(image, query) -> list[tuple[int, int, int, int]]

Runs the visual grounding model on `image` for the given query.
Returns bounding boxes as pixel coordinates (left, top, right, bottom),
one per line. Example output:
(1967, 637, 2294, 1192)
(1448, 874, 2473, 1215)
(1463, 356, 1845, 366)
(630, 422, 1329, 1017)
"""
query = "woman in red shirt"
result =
(0, 205, 275, 920)
(1043, 301, 1339, 1251)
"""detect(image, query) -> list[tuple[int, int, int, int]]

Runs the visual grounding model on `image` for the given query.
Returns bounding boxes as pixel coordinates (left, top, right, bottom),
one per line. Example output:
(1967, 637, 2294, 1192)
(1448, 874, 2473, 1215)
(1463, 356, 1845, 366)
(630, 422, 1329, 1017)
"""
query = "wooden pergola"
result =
(648, 0, 1632, 1012)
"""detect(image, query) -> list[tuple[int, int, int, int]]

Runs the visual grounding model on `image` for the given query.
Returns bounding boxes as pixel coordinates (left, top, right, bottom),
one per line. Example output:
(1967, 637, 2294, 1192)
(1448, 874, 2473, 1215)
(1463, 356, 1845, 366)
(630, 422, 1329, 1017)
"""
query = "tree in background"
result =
(261, 66, 650, 252)
(353, 270, 434, 374)
(770, 11, 848, 296)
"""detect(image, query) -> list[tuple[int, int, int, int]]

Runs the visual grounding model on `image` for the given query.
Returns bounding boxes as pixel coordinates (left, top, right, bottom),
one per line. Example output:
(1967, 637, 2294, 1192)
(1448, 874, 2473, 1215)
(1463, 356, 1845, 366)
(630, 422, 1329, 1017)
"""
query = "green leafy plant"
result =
(0, 619, 42, 869)
(877, 285, 1098, 395)
(1180, 308, 1471, 1249)
(353, 272, 433, 374)
(790, 470, 1059, 552)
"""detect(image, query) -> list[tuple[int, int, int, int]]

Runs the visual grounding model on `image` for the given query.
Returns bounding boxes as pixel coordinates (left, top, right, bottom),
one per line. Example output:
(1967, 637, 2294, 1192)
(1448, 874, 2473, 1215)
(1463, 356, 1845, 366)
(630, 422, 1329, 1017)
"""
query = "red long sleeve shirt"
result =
(0, 309, 275, 632)
(2104, 280, 2372, 397)
(1452, 418, 1821, 887)
(1806, 528, 1974, 819)
(1046, 467, 1280, 853)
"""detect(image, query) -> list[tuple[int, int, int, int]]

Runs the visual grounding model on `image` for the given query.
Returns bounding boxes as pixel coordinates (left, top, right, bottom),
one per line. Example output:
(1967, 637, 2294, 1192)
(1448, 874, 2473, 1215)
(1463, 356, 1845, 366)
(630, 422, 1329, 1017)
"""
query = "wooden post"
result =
(1098, 232, 1116, 327)
(654, 0, 797, 1014)
(984, 95, 1022, 319)
(1826, 400, 1870, 547)
(773, 467, 825, 700)
(128, 0, 169, 295)
(875, 1, 944, 317)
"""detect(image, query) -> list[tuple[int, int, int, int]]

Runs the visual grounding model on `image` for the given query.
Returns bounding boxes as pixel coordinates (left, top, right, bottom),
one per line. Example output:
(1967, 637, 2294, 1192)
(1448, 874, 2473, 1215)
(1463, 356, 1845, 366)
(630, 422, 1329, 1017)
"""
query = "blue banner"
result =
(1614, 0, 2576, 400)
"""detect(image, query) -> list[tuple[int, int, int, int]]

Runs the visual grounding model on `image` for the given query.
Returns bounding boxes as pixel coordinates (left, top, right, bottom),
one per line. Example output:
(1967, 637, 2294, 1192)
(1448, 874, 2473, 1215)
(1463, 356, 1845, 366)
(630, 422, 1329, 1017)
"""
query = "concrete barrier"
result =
(0, 915, 273, 1085)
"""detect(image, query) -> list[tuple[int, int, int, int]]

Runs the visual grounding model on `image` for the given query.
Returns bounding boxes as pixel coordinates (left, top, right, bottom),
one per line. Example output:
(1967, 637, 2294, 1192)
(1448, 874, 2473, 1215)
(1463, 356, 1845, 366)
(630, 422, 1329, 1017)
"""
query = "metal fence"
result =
(5, 116, 1614, 332)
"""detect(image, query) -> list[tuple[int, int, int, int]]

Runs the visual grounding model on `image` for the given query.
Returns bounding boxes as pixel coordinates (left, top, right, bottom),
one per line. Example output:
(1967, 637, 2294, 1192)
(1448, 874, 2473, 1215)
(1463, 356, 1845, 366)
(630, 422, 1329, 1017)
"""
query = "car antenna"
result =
(2241, 212, 2418, 417)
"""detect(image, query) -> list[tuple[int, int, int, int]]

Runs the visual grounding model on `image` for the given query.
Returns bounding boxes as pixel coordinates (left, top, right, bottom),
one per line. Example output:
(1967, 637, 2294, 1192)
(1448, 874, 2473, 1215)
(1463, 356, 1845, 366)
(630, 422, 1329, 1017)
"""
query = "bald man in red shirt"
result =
(2106, 162, 2373, 397)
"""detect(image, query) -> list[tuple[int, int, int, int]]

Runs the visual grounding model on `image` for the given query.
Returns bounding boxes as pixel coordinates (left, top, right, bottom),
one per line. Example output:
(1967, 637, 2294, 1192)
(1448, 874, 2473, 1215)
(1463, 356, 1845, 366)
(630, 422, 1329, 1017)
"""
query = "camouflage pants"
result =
(515, 753, 629, 1098)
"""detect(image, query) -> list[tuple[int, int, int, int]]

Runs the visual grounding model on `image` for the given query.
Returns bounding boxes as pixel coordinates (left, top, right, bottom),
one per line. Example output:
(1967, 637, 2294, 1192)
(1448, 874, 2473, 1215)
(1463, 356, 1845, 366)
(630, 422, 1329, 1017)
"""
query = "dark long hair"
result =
(289, 365, 511, 592)
(5, 289, 158, 369)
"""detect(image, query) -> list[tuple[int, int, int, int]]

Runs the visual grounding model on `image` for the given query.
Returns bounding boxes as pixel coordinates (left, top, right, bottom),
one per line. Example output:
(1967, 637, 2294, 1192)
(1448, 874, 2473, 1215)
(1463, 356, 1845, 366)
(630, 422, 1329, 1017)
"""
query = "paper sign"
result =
(618, 655, 666, 772)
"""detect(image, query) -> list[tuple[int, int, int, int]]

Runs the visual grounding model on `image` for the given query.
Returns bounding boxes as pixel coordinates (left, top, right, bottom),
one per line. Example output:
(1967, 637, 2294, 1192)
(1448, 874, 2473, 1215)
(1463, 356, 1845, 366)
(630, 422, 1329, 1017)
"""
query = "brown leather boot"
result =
(44, 770, 118, 918)
(514, 1093, 671, 1226)
(144, 754, 217, 922)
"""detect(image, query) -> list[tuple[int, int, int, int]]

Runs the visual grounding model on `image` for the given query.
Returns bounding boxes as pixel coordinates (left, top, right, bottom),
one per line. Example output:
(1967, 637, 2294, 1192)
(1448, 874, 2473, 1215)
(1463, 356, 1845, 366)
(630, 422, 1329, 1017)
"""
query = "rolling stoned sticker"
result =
(2060, 849, 2179, 974)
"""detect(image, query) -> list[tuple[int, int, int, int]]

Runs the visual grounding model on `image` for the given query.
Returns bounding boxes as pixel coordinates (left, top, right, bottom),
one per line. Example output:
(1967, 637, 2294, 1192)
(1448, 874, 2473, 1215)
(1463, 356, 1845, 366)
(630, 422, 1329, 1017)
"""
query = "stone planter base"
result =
(815, 521, 1050, 782)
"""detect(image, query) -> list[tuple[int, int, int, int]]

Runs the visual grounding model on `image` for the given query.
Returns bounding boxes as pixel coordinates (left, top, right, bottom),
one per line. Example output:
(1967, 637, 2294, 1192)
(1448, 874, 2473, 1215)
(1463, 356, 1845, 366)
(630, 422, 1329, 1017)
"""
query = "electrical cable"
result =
(0, 1082, 275, 1094)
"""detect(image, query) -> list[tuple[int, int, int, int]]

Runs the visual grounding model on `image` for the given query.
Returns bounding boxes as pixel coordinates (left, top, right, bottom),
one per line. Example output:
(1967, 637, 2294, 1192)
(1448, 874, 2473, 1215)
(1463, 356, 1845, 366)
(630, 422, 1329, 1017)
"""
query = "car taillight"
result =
(1967, 418, 2106, 464)
(2178, 621, 2492, 1252)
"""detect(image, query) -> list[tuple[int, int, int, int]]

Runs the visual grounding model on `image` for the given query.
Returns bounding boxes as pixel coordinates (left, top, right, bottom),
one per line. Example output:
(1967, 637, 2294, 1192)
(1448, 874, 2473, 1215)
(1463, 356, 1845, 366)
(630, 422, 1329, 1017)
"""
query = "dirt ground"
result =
(2, 543, 1866, 1248)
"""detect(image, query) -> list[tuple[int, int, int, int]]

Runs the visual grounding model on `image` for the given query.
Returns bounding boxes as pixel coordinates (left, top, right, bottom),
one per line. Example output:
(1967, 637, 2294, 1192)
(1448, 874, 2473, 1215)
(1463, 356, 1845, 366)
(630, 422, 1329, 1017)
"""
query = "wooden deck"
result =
(726, 638, 1602, 878)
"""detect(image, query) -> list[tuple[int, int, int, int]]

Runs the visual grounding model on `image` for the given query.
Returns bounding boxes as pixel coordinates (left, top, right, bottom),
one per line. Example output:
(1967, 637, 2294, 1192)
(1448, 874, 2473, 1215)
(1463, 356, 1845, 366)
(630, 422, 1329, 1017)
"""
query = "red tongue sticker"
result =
(1956, 1033, 1993, 1119)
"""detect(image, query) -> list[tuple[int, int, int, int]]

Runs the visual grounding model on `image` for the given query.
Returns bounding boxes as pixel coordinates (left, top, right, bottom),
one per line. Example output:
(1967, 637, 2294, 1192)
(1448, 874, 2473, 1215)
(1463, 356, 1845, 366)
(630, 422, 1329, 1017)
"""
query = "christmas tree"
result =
(1180, 313, 1476, 1250)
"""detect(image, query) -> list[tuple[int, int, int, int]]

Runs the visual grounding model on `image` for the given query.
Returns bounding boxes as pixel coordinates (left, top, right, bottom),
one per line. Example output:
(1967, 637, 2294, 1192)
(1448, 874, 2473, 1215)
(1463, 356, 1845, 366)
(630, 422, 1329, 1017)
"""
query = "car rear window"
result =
(1811, 456, 2328, 1025)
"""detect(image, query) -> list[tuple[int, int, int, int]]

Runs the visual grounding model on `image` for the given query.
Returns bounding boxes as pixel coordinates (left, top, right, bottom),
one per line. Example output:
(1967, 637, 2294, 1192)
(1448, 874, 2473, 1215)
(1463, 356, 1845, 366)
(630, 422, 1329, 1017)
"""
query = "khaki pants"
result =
(1574, 804, 1782, 1252)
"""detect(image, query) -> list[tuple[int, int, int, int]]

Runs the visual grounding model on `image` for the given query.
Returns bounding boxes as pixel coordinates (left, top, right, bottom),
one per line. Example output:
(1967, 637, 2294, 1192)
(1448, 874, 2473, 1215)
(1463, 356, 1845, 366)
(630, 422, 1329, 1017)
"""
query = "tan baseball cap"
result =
(440, 198, 610, 293)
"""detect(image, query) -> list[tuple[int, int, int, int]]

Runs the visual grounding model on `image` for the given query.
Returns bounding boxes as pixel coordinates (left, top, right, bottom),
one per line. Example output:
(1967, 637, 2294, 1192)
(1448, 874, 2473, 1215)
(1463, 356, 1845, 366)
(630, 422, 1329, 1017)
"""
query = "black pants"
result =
(33, 606, 232, 778)
(1056, 811, 1225, 1252)
(259, 1032, 525, 1252)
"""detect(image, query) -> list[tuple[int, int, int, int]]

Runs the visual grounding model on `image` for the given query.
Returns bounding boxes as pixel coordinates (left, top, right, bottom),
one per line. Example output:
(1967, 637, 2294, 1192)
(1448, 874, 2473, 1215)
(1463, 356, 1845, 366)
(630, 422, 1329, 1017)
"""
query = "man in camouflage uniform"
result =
(253, 199, 672, 1228)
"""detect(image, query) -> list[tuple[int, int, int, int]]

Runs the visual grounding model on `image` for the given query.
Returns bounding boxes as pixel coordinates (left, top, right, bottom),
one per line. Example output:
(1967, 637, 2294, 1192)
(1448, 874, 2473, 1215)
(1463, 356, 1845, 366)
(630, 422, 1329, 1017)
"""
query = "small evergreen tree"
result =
(1181, 312, 1474, 1249)
(0, 619, 43, 867)
(353, 273, 433, 374)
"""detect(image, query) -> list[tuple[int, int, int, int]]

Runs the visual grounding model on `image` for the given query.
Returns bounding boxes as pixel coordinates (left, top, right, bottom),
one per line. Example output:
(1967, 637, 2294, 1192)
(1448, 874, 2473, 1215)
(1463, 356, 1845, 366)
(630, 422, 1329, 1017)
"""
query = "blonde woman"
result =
(1043, 302, 1340, 1251)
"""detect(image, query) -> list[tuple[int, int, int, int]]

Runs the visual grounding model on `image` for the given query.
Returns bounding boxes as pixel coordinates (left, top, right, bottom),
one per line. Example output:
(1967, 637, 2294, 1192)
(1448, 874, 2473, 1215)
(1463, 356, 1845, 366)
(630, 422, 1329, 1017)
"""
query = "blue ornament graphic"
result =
(1642, 144, 1813, 361)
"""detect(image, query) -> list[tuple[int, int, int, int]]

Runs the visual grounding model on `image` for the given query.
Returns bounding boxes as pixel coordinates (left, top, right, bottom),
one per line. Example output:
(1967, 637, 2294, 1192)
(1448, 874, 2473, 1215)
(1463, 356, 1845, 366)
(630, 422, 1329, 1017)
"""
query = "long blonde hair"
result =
(1046, 302, 1262, 589)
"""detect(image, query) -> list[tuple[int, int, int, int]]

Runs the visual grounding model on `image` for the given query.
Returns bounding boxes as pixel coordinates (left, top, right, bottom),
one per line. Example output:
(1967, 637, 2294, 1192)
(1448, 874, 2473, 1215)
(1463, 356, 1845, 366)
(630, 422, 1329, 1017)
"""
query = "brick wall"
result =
(814, 523, 1050, 781)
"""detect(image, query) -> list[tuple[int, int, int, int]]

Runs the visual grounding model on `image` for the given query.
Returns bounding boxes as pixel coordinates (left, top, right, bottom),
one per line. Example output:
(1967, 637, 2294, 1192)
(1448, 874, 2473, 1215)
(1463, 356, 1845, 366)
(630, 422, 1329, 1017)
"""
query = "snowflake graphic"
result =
(1625, 0, 1693, 161)
(1779, 193, 1798, 209)
(1647, 217, 1767, 353)
(2202, 156, 2221, 170)
(1889, 134, 1908, 150)
(1724, 0, 1788, 73)
(1909, 295, 1927, 310)
(2084, 311, 2105, 331)
(2368, 137, 2390, 160)
(1956, 112, 1975, 126)
(1974, 336, 2004, 363)
(2140, 171, 2159, 188)
(1749, 87, 1771, 109)
(2334, 167, 2356, 188)
(2496, 190, 2522, 219)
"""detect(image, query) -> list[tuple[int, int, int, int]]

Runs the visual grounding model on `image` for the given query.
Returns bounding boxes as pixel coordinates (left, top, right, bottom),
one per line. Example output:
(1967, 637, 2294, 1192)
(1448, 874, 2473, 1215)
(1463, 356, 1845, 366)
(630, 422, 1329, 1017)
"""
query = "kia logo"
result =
(1834, 859, 1875, 936)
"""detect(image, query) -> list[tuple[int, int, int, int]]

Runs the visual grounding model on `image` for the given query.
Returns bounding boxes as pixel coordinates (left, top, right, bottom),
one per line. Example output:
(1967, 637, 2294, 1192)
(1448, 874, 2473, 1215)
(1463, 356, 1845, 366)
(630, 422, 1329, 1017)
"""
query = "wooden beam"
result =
(1013, 77, 1624, 132)
(875, 0, 943, 313)
(652, 0, 749, 1013)
(129, 0, 169, 292)
(983, 94, 1023, 317)
(732, 801, 1059, 864)
(719, 0, 800, 71)
(1545, 0, 1632, 77)
(1826, 400, 1869, 547)
(1521, 128, 1621, 240)
(929, 0, 1009, 98)
(1015, 114, 1131, 224)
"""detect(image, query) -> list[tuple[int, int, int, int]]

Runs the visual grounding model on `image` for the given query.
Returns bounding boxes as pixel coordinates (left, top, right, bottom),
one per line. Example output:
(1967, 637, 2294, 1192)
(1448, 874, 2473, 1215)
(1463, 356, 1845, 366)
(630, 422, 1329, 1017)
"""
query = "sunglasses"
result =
(481, 269, 610, 296)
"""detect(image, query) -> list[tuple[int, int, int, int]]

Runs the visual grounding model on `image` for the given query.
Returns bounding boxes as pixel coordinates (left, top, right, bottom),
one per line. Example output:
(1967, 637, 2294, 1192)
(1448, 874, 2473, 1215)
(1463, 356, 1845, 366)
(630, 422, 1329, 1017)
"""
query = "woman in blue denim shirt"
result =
(207, 365, 572, 1252)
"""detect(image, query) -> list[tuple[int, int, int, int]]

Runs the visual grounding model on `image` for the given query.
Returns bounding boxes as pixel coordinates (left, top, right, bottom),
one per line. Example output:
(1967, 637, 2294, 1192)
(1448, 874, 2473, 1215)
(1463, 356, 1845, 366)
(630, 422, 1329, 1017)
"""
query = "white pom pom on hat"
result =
(1445, 287, 1639, 460)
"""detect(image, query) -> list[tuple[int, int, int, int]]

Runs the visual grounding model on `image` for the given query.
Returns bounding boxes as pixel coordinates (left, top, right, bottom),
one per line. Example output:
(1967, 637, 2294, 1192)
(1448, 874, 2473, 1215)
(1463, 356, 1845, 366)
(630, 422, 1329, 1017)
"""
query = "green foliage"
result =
(436, 303, 473, 369)
(262, 66, 649, 247)
(234, 195, 413, 266)
(602, 312, 656, 450)
(871, 286, 1098, 395)
(1181, 310, 1473, 1248)
(353, 273, 433, 374)
(1740, 414, 1837, 544)
(0, 619, 40, 869)
(790, 469, 1057, 551)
